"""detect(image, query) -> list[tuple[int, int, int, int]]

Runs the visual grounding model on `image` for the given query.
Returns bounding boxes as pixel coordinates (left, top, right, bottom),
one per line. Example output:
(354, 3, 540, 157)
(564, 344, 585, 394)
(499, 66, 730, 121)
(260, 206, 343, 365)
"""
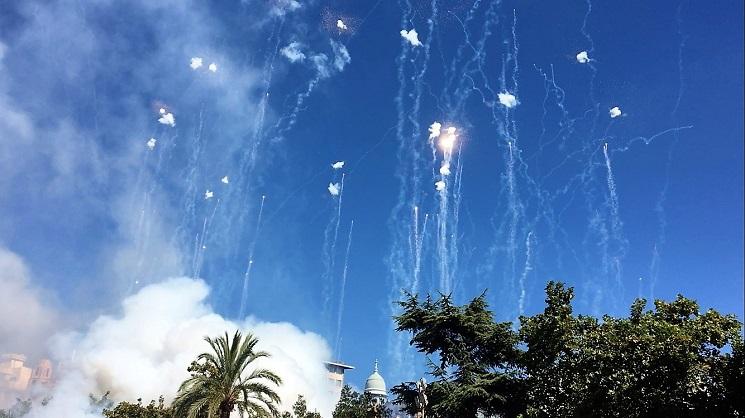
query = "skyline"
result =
(0, 0, 742, 410)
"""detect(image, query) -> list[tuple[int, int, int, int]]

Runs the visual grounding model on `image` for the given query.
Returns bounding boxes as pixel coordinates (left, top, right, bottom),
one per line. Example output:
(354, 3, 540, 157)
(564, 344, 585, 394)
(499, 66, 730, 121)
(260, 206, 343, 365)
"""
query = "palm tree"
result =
(172, 330, 283, 418)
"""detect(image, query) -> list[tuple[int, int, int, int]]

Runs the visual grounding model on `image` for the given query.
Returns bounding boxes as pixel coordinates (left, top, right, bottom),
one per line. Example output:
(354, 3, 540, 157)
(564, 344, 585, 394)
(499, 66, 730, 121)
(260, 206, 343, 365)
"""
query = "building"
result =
(30, 359, 53, 388)
(0, 354, 32, 392)
(325, 360, 354, 396)
(363, 360, 387, 406)
(0, 354, 55, 408)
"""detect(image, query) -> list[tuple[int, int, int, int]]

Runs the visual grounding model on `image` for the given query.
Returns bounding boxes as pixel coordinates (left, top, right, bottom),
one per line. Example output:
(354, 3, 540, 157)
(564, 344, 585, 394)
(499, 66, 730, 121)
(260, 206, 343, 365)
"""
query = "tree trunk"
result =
(219, 401, 233, 418)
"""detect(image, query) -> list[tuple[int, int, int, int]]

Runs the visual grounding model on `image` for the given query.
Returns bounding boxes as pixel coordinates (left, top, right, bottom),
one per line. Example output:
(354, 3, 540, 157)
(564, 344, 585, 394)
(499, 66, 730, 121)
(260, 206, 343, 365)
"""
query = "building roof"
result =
(364, 360, 387, 396)
(324, 361, 354, 370)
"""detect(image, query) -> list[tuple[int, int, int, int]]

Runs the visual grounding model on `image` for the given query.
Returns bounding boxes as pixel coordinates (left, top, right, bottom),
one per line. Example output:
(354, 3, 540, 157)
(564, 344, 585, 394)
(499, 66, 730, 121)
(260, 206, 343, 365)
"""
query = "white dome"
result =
(364, 361, 387, 396)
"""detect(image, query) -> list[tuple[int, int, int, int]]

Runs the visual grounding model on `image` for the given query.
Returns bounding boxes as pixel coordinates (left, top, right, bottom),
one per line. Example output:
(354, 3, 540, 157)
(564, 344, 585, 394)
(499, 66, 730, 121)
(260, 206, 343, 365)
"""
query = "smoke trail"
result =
(436, 180, 451, 294)
(273, 40, 351, 143)
(192, 198, 221, 280)
(581, 0, 599, 102)
(218, 19, 284, 260)
(386, 0, 419, 381)
(649, 0, 689, 300)
(517, 231, 534, 318)
(334, 220, 354, 358)
(238, 194, 267, 319)
(412, 207, 429, 295)
(322, 174, 345, 319)
(126, 129, 181, 294)
(602, 144, 619, 232)
(602, 142, 626, 305)
(505, 141, 519, 297)
(274, 77, 321, 141)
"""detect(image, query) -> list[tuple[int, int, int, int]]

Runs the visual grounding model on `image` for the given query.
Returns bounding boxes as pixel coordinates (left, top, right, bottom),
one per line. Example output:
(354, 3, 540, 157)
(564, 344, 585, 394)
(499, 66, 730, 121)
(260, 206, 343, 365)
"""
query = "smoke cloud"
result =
(400, 29, 422, 47)
(0, 247, 58, 358)
(281, 42, 307, 63)
(33, 278, 335, 418)
(498, 92, 518, 108)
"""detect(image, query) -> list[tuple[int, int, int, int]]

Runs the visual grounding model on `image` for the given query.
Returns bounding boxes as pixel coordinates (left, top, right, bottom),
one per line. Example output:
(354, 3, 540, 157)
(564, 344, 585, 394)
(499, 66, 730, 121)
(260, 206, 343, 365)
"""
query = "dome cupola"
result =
(364, 360, 387, 397)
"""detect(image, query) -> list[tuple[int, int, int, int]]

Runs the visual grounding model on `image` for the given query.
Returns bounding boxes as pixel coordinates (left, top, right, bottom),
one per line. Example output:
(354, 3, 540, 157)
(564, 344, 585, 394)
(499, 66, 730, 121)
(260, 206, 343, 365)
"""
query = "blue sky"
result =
(0, 0, 742, 391)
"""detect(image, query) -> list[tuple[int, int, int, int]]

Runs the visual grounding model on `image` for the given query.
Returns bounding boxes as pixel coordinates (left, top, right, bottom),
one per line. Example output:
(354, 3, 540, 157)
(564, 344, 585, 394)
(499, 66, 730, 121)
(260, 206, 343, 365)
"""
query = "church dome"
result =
(364, 361, 387, 396)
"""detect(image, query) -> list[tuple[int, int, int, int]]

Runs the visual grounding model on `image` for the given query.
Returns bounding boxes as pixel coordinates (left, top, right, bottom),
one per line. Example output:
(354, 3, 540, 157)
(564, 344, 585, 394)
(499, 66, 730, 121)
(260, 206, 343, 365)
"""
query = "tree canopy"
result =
(392, 281, 744, 418)
(332, 385, 392, 418)
(280, 395, 322, 418)
(103, 397, 172, 418)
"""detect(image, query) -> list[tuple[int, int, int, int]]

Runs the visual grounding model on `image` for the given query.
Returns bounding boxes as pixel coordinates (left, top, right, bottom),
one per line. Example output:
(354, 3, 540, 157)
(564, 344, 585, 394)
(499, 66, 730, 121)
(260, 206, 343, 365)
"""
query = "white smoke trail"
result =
(602, 143, 626, 303)
(387, 0, 420, 382)
(273, 40, 351, 142)
(192, 198, 221, 280)
(129, 130, 181, 294)
(334, 220, 354, 358)
(517, 231, 534, 318)
(239, 194, 267, 319)
(322, 174, 345, 320)
(436, 184, 450, 294)
(581, 0, 599, 102)
(216, 18, 283, 261)
(649, 1, 689, 301)
(602, 144, 619, 231)
(411, 206, 429, 295)
(505, 141, 519, 299)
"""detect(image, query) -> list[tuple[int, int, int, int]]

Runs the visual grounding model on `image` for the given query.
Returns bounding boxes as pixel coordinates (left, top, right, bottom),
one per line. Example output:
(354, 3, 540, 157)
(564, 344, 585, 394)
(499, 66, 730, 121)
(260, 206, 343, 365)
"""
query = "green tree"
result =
(391, 281, 744, 417)
(0, 398, 31, 418)
(520, 282, 744, 417)
(281, 395, 321, 418)
(172, 330, 282, 418)
(90, 392, 115, 414)
(518, 282, 591, 417)
(391, 293, 526, 418)
(103, 396, 172, 418)
(332, 385, 391, 418)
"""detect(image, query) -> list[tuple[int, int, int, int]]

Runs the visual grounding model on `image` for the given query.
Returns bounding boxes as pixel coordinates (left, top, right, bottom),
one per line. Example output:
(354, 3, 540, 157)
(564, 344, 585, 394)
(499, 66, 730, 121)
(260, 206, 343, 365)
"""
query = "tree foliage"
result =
(280, 395, 322, 418)
(392, 282, 744, 418)
(332, 385, 392, 418)
(102, 396, 172, 418)
(392, 292, 526, 417)
(171, 330, 282, 418)
(0, 399, 31, 418)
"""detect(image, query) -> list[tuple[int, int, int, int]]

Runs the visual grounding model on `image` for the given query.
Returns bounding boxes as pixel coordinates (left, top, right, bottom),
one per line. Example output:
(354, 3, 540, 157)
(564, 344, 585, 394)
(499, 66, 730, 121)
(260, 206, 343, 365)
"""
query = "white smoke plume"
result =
(189, 57, 203, 69)
(400, 29, 422, 47)
(157, 112, 175, 127)
(32, 278, 335, 418)
(271, 0, 301, 16)
(281, 42, 306, 63)
(428, 121, 441, 141)
(576, 50, 590, 64)
(0, 247, 58, 358)
(288, 40, 350, 79)
(328, 182, 340, 196)
(330, 40, 351, 73)
(439, 162, 451, 176)
(498, 92, 518, 108)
